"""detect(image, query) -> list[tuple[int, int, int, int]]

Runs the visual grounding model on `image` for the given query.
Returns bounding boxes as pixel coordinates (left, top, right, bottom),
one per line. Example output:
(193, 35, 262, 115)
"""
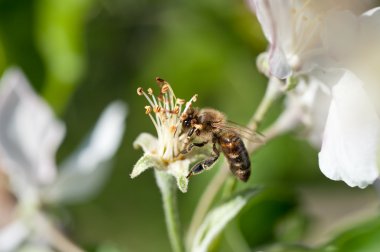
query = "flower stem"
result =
(155, 170, 185, 252)
(37, 212, 84, 252)
(186, 77, 284, 247)
(248, 77, 283, 129)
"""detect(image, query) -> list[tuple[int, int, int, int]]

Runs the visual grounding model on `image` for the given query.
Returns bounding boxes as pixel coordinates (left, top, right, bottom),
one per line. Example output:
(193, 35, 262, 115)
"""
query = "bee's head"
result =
(180, 107, 198, 129)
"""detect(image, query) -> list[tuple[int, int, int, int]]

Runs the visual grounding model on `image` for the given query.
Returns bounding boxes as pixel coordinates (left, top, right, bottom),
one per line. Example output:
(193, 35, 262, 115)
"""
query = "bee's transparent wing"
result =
(212, 121, 265, 143)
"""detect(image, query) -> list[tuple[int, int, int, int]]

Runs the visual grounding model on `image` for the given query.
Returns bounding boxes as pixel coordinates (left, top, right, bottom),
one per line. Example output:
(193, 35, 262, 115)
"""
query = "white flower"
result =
(250, 0, 375, 79)
(272, 74, 332, 147)
(252, 1, 380, 188)
(319, 70, 380, 188)
(0, 68, 127, 250)
(131, 78, 200, 193)
(317, 7, 380, 188)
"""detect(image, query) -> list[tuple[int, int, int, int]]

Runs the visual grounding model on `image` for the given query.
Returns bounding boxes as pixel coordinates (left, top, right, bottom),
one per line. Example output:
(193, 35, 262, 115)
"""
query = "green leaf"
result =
(319, 216, 380, 252)
(130, 154, 163, 178)
(191, 188, 261, 252)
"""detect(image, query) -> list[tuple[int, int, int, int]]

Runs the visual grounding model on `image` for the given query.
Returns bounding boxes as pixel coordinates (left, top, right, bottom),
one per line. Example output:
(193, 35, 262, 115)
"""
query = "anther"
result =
(176, 98, 185, 105)
(192, 94, 198, 102)
(147, 88, 153, 95)
(153, 106, 162, 113)
(145, 106, 152, 114)
(156, 77, 165, 86)
(137, 87, 144, 96)
(161, 84, 170, 94)
(173, 106, 180, 114)
(169, 125, 176, 133)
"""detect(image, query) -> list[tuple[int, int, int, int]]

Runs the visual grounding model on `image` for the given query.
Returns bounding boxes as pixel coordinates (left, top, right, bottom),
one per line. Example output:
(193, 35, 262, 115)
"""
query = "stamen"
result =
(176, 98, 186, 105)
(182, 94, 198, 115)
(156, 77, 165, 86)
(153, 105, 162, 113)
(137, 87, 144, 96)
(145, 106, 152, 114)
(173, 106, 180, 114)
(148, 113, 160, 134)
(147, 88, 153, 95)
(161, 84, 170, 94)
(169, 125, 177, 133)
(138, 78, 199, 161)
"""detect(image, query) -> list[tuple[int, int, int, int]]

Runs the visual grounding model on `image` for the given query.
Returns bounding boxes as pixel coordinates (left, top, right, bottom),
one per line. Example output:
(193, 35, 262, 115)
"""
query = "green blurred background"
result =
(0, 0, 379, 251)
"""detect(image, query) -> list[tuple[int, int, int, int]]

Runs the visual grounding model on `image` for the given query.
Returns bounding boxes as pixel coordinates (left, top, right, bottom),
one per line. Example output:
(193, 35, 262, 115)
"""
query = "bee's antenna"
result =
(186, 171, 193, 179)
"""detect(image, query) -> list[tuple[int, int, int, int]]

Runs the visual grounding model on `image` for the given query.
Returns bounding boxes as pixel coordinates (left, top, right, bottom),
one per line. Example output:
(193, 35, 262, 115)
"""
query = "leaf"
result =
(191, 188, 260, 252)
(45, 101, 127, 204)
(130, 154, 163, 179)
(319, 216, 380, 252)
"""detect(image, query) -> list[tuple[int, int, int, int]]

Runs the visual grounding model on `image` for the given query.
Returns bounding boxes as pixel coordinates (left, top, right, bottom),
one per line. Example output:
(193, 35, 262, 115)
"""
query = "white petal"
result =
(362, 6, 380, 17)
(167, 159, 191, 193)
(0, 220, 29, 251)
(321, 11, 359, 60)
(0, 68, 65, 187)
(301, 77, 332, 147)
(45, 101, 127, 204)
(130, 154, 164, 179)
(133, 132, 158, 154)
(269, 46, 292, 79)
(319, 71, 380, 188)
(251, 0, 292, 79)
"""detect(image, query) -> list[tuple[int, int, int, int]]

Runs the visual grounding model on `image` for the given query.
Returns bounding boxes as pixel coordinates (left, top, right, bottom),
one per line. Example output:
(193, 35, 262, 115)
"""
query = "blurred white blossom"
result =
(250, 0, 375, 79)
(132, 78, 201, 193)
(252, 1, 380, 188)
(0, 68, 127, 251)
(317, 7, 380, 188)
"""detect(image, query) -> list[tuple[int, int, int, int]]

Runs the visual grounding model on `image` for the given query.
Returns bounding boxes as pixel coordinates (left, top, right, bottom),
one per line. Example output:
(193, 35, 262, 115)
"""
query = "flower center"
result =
(137, 78, 197, 161)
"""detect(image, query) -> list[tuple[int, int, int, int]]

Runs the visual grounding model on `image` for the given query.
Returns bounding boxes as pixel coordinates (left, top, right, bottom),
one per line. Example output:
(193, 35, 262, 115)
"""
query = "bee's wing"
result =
(212, 121, 265, 143)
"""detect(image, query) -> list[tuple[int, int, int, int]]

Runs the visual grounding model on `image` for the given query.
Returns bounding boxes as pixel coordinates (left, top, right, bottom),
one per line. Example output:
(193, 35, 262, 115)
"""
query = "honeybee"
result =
(180, 107, 262, 182)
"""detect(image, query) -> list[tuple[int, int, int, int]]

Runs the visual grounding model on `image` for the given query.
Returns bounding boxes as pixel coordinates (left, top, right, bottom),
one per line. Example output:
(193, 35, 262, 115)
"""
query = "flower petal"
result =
(133, 132, 158, 154)
(0, 68, 65, 188)
(130, 154, 163, 179)
(321, 11, 359, 60)
(269, 46, 292, 79)
(319, 71, 380, 188)
(167, 159, 191, 193)
(251, 0, 292, 79)
(44, 101, 127, 204)
(0, 220, 29, 251)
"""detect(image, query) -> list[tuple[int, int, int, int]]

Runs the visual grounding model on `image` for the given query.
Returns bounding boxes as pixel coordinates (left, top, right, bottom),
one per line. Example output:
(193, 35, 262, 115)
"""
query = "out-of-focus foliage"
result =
(0, 0, 379, 251)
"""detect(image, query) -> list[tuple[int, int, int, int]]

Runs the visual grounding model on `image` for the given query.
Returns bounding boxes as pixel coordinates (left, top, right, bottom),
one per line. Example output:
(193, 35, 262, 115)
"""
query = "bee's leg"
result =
(186, 142, 220, 178)
(187, 127, 195, 138)
(180, 141, 208, 155)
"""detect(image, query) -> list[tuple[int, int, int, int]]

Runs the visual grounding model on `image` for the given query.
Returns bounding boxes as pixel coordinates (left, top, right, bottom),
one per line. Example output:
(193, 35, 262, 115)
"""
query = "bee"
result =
(180, 107, 262, 182)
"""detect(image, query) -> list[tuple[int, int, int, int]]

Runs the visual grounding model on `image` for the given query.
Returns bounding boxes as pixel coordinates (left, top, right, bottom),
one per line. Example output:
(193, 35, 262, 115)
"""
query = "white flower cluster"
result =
(0, 68, 127, 251)
(251, 0, 380, 188)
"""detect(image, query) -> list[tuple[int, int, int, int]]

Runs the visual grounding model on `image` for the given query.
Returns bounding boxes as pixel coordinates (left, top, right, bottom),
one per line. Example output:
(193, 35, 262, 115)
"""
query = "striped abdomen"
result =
(218, 131, 251, 182)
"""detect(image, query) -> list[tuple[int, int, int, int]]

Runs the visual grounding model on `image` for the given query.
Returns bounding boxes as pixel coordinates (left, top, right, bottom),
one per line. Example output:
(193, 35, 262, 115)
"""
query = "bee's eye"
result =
(183, 118, 191, 128)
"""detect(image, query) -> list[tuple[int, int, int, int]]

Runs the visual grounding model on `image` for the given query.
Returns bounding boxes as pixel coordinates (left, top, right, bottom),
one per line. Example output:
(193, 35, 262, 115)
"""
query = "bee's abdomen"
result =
(218, 132, 251, 182)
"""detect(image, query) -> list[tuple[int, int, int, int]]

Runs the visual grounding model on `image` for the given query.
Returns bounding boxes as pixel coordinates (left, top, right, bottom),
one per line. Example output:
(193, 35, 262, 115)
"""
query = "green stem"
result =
(155, 170, 184, 252)
(248, 77, 283, 131)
